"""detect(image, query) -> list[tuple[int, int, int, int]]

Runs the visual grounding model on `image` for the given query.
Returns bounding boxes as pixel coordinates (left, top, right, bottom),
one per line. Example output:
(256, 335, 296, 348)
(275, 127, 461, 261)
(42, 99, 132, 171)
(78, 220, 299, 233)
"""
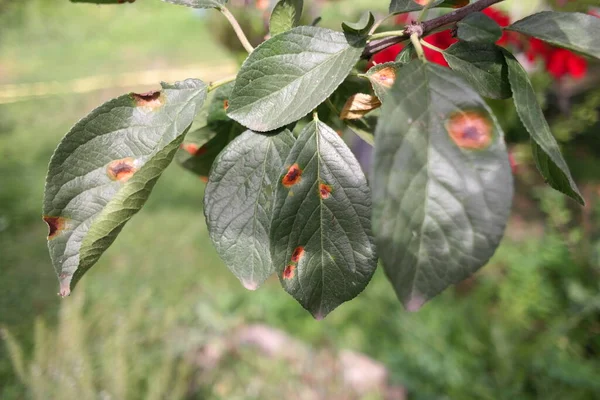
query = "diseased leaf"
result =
(270, 0, 304, 37)
(507, 12, 600, 59)
(178, 83, 246, 177)
(389, 0, 468, 14)
(372, 60, 513, 310)
(457, 12, 502, 43)
(443, 42, 511, 100)
(342, 12, 375, 36)
(162, 0, 227, 8)
(270, 120, 377, 318)
(366, 62, 402, 101)
(204, 130, 295, 290)
(227, 26, 366, 132)
(503, 51, 583, 204)
(43, 79, 207, 295)
(340, 94, 381, 120)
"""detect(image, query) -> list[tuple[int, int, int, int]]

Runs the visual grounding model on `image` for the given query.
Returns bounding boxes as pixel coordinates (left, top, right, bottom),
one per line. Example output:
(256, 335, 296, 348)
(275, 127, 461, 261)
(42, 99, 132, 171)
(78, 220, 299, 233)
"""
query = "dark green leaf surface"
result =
(444, 42, 511, 100)
(373, 60, 513, 310)
(342, 12, 375, 36)
(457, 12, 502, 43)
(270, 0, 304, 37)
(270, 120, 377, 318)
(504, 52, 583, 204)
(507, 12, 600, 59)
(204, 130, 295, 290)
(162, 0, 227, 9)
(396, 43, 416, 64)
(43, 79, 207, 295)
(389, 0, 467, 14)
(227, 26, 366, 132)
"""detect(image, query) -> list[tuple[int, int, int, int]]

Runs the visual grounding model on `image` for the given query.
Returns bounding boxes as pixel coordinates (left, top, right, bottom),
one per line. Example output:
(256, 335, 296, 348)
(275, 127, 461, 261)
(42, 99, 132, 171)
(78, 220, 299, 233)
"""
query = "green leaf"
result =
(503, 51, 584, 204)
(43, 79, 207, 295)
(342, 12, 375, 36)
(372, 60, 513, 310)
(70, 0, 134, 3)
(204, 129, 295, 290)
(443, 42, 511, 100)
(270, 0, 303, 37)
(227, 26, 366, 132)
(396, 43, 416, 64)
(270, 120, 377, 318)
(457, 12, 502, 44)
(162, 0, 227, 8)
(507, 12, 600, 59)
(389, 0, 468, 14)
(178, 83, 246, 177)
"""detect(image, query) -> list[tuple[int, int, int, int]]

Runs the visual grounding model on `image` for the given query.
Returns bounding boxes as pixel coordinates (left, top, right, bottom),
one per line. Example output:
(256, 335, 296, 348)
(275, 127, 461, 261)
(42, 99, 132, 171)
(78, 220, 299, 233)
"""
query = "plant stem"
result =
(369, 13, 395, 35)
(368, 30, 407, 41)
(208, 75, 236, 92)
(218, 6, 254, 54)
(411, 33, 427, 62)
(417, 0, 434, 23)
(362, 0, 505, 59)
(420, 39, 445, 54)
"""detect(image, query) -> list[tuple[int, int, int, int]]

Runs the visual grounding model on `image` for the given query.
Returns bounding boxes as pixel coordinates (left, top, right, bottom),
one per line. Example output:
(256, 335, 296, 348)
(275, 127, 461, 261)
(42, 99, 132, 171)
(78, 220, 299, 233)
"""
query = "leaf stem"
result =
(362, 0, 505, 59)
(417, 0, 434, 23)
(369, 13, 396, 35)
(208, 75, 236, 92)
(410, 33, 427, 63)
(420, 39, 445, 54)
(368, 30, 406, 41)
(218, 6, 254, 54)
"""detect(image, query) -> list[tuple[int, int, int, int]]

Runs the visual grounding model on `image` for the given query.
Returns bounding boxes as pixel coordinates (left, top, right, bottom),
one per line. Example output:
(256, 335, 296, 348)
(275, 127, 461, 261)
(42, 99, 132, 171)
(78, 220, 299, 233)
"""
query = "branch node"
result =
(405, 22, 424, 38)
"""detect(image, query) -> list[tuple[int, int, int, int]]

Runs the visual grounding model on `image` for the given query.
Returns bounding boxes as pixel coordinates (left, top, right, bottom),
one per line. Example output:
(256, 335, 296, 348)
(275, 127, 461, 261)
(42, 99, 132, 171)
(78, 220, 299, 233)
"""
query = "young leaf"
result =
(389, 0, 468, 14)
(270, 120, 377, 319)
(457, 12, 502, 44)
(204, 129, 295, 290)
(340, 94, 381, 120)
(503, 51, 584, 204)
(162, 0, 227, 9)
(43, 80, 207, 295)
(396, 43, 416, 64)
(372, 60, 513, 311)
(443, 42, 511, 100)
(227, 26, 366, 132)
(342, 12, 375, 36)
(269, 0, 304, 37)
(507, 12, 600, 59)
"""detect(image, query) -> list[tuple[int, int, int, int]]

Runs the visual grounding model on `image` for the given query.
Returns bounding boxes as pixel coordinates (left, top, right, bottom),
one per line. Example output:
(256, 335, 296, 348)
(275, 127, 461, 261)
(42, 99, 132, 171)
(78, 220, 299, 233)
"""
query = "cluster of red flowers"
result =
(370, 6, 596, 80)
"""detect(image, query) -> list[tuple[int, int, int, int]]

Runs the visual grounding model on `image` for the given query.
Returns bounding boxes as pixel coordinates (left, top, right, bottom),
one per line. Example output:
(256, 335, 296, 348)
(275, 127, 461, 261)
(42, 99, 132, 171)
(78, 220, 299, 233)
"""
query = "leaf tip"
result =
(58, 274, 72, 298)
(242, 279, 260, 291)
(404, 292, 426, 312)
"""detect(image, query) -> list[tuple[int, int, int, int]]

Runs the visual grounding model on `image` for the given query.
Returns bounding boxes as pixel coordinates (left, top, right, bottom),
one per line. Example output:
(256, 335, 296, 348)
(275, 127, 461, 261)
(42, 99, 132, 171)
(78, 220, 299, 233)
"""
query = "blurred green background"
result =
(1, 0, 600, 399)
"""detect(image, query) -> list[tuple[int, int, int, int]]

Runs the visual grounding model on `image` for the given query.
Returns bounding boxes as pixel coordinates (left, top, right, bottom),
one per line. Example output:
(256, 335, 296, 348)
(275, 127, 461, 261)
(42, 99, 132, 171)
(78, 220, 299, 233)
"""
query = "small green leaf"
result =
(366, 62, 402, 101)
(389, 0, 468, 14)
(43, 79, 207, 295)
(457, 12, 502, 44)
(270, 120, 377, 319)
(507, 12, 600, 59)
(396, 43, 416, 64)
(227, 26, 366, 132)
(342, 12, 375, 36)
(444, 42, 511, 100)
(162, 0, 227, 8)
(503, 51, 584, 204)
(373, 60, 513, 310)
(204, 129, 295, 290)
(270, 0, 304, 37)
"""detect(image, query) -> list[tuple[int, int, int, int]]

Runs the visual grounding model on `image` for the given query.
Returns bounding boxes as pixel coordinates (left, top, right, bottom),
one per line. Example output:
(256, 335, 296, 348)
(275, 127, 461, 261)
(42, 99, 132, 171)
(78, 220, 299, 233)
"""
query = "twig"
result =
(362, 0, 505, 59)
(208, 75, 237, 92)
(219, 6, 254, 54)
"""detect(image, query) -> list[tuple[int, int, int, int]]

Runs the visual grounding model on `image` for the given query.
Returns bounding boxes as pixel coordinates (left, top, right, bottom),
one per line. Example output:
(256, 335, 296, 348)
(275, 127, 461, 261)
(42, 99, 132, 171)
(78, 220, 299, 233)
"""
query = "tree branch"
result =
(362, 0, 506, 59)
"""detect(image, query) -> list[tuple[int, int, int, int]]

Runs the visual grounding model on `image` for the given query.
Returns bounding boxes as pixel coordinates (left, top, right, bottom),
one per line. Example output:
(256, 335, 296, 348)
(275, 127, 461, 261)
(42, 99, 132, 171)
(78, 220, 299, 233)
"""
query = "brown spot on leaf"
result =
(200, 176, 209, 183)
(132, 90, 163, 110)
(107, 157, 137, 182)
(446, 111, 493, 150)
(369, 66, 396, 89)
(223, 99, 229, 110)
(319, 183, 332, 199)
(340, 94, 381, 120)
(43, 216, 66, 240)
(282, 164, 302, 187)
(181, 143, 207, 156)
(283, 264, 296, 280)
(291, 246, 305, 263)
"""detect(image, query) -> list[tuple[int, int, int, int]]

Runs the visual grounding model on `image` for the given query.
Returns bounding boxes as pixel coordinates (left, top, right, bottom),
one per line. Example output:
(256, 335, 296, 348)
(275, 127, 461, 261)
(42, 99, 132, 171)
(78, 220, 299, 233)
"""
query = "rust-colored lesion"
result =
(446, 111, 493, 150)
(107, 157, 137, 182)
(369, 66, 396, 89)
(291, 246, 305, 263)
(200, 176, 209, 183)
(131, 90, 164, 110)
(43, 216, 67, 240)
(180, 143, 207, 156)
(283, 264, 296, 280)
(319, 183, 332, 199)
(282, 163, 302, 187)
(223, 99, 230, 110)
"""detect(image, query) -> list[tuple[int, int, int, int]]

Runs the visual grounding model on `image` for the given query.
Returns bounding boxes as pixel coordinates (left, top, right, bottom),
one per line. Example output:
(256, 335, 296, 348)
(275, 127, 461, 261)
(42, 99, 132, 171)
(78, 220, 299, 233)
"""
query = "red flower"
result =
(482, 7, 520, 46)
(526, 37, 587, 79)
(423, 29, 457, 67)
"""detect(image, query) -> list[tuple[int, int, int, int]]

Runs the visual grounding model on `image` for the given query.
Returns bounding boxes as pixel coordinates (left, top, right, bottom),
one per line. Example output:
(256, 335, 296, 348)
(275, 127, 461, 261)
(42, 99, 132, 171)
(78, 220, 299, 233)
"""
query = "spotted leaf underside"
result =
(372, 60, 513, 310)
(43, 79, 207, 295)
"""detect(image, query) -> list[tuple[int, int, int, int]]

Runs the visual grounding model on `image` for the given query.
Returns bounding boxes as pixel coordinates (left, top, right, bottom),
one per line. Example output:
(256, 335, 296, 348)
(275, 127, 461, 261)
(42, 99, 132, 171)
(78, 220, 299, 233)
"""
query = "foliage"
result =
(40, 0, 600, 319)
